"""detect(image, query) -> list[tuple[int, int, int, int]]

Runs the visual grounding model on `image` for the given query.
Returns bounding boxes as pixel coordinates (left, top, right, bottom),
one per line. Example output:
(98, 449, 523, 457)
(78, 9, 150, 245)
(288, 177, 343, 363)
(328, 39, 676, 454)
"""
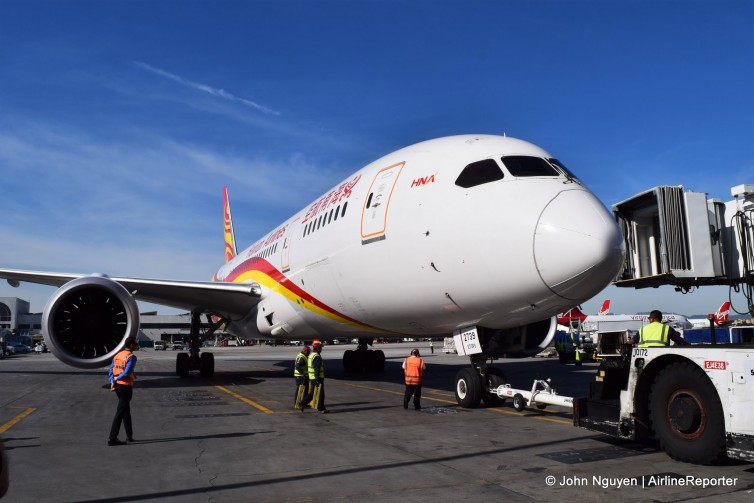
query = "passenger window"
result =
(454, 159, 504, 188)
(501, 156, 559, 177)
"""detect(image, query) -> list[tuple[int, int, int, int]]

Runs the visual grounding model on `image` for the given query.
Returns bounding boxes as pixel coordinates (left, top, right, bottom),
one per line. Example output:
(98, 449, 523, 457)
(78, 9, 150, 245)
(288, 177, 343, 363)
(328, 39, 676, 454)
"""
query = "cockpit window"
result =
(454, 159, 504, 188)
(548, 158, 581, 183)
(500, 156, 560, 177)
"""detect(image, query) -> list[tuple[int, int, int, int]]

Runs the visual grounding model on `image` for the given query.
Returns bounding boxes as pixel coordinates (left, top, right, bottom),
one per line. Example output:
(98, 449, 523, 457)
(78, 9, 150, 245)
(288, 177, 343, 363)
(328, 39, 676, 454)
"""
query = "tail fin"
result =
(715, 301, 731, 325)
(598, 299, 611, 316)
(223, 186, 237, 263)
(557, 306, 587, 326)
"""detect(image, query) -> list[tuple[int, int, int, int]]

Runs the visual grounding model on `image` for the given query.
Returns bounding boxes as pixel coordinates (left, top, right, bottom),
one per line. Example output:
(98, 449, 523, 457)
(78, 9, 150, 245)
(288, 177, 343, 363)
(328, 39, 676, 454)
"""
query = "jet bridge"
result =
(612, 184, 754, 315)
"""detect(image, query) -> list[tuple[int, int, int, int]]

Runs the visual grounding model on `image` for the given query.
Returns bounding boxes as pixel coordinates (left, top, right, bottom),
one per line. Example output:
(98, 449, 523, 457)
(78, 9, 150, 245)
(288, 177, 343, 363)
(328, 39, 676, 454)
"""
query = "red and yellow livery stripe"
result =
(214, 257, 389, 333)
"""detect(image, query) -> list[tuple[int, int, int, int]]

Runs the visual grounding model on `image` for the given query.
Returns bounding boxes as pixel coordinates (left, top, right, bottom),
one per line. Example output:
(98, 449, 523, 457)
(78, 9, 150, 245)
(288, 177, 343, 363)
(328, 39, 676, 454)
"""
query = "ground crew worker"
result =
(108, 336, 138, 446)
(294, 345, 310, 409)
(301, 340, 327, 413)
(571, 332, 582, 365)
(403, 348, 426, 410)
(429, 340, 434, 354)
(636, 310, 689, 347)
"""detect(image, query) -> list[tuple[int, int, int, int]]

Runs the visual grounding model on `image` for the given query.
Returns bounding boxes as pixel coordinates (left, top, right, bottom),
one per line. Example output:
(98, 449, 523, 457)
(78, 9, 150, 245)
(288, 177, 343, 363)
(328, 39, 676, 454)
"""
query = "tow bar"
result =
(495, 379, 574, 411)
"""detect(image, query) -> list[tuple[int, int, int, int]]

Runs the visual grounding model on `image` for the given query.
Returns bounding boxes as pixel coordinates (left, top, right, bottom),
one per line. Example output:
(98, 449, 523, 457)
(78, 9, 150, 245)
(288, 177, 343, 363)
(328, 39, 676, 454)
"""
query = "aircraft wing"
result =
(0, 268, 261, 319)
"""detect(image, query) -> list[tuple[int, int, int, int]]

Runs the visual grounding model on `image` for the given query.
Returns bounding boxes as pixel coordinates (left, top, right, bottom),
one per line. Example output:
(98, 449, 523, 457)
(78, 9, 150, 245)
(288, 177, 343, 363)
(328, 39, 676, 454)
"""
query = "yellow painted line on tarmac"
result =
(425, 389, 454, 397)
(338, 381, 572, 424)
(215, 386, 274, 414)
(532, 415, 573, 425)
(337, 381, 457, 404)
(486, 406, 572, 425)
(0, 407, 36, 434)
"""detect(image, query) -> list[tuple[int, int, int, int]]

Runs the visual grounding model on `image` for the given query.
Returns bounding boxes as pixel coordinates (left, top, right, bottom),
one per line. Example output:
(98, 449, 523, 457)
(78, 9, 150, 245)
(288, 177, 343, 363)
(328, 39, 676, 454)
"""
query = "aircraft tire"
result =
(176, 352, 190, 378)
(200, 352, 214, 378)
(482, 367, 507, 407)
(368, 350, 385, 371)
(649, 361, 726, 464)
(455, 368, 482, 408)
(343, 350, 358, 372)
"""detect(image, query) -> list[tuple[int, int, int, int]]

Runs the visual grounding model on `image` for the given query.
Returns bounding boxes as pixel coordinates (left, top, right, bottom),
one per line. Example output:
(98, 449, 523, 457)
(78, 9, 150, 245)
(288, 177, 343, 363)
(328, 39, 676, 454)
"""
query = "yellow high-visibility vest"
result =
(638, 322, 669, 348)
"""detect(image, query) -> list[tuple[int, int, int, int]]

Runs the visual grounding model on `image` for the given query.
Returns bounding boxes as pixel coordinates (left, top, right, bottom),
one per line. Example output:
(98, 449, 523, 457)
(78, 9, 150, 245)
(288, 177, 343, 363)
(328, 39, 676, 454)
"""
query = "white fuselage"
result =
(214, 135, 625, 340)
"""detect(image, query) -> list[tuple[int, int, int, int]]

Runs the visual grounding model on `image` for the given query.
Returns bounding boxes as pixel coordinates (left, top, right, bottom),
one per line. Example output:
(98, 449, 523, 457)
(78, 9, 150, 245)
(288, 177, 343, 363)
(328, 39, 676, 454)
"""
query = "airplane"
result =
(579, 310, 693, 333)
(0, 134, 625, 408)
(688, 301, 731, 329)
(556, 299, 610, 329)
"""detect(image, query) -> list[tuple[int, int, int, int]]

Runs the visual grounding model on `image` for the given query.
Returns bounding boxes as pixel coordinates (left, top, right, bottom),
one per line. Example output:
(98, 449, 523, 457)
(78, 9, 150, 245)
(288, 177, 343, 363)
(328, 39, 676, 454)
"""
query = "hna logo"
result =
(411, 174, 436, 188)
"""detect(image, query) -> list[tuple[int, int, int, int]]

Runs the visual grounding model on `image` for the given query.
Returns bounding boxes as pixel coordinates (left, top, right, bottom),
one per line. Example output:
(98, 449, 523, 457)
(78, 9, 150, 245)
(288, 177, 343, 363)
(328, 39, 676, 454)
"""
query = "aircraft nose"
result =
(534, 190, 625, 300)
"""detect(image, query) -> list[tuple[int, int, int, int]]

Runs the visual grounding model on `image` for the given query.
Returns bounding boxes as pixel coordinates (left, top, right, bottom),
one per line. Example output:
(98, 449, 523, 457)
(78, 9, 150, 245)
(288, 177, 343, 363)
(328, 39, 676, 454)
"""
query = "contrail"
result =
(135, 61, 280, 116)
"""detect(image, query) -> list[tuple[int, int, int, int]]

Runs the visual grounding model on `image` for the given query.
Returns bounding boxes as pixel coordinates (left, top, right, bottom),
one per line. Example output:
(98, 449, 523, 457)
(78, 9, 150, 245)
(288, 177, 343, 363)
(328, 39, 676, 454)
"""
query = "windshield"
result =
(501, 156, 559, 177)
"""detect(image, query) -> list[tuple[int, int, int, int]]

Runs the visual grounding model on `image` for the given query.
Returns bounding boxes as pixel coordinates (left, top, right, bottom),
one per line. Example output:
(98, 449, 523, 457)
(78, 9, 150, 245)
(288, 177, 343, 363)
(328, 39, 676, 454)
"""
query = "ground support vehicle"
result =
(442, 337, 457, 354)
(574, 345, 754, 464)
(554, 331, 593, 364)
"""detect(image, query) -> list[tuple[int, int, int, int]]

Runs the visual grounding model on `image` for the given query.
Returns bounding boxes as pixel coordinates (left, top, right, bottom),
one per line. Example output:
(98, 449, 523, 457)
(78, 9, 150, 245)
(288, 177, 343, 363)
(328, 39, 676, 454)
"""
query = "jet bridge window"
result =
(501, 156, 559, 177)
(455, 159, 504, 188)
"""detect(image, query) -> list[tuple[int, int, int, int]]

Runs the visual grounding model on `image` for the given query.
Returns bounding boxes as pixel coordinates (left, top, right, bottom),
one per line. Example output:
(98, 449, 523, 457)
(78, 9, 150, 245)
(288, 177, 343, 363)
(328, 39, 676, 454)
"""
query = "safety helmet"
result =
(312, 339, 322, 348)
(411, 348, 420, 356)
(302, 345, 311, 354)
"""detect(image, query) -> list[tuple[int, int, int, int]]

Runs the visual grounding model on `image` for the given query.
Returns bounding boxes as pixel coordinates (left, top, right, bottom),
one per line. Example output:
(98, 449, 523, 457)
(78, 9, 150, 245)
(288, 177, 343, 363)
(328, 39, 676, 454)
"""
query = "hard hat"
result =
(312, 339, 322, 348)
(302, 345, 311, 354)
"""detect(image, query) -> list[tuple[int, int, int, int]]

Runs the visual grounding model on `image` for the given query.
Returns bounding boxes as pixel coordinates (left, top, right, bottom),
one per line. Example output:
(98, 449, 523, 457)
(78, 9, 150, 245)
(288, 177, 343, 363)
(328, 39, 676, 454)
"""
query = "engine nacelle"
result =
(42, 275, 140, 369)
(485, 316, 557, 357)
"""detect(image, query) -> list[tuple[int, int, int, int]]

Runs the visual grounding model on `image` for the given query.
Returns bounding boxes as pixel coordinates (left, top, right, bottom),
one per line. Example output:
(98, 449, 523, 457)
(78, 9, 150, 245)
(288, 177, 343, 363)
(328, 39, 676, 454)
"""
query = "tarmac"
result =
(1, 343, 752, 502)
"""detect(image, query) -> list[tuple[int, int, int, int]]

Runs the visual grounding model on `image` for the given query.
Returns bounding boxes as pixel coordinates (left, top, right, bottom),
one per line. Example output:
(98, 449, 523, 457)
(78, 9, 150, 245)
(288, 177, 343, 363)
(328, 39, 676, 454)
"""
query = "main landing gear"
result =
(342, 338, 386, 372)
(454, 354, 507, 408)
(175, 311, 224, 379)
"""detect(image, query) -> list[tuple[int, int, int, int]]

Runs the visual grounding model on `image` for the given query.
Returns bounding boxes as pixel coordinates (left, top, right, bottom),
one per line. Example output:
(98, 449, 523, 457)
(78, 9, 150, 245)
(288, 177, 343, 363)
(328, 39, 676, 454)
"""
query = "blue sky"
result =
(1, 0, 752, 317)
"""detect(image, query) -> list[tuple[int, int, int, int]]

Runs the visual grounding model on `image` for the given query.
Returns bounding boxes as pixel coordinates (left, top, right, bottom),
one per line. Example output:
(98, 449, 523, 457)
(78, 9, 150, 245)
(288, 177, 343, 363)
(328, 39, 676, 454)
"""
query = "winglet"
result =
(223, 186, 238, 263)
(598, 299, 611, 316)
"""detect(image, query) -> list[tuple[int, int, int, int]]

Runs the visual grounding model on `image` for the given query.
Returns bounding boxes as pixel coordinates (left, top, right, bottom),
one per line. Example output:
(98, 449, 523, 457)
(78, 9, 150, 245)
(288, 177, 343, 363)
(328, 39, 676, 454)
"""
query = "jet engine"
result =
(42, 275, 140, 369)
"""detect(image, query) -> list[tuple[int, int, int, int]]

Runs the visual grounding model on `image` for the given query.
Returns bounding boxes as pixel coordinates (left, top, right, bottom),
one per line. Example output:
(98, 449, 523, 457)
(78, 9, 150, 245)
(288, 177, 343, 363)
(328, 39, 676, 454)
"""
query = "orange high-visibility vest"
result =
(403, 356, 425, 385)
(113, 350, 134, 386)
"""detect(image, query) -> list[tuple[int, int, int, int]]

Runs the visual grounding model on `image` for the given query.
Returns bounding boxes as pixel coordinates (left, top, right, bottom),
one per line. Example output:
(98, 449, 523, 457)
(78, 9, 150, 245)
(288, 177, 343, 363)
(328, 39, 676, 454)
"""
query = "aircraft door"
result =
(360, 162, 404, 245)
(281, 218, 299, 273)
